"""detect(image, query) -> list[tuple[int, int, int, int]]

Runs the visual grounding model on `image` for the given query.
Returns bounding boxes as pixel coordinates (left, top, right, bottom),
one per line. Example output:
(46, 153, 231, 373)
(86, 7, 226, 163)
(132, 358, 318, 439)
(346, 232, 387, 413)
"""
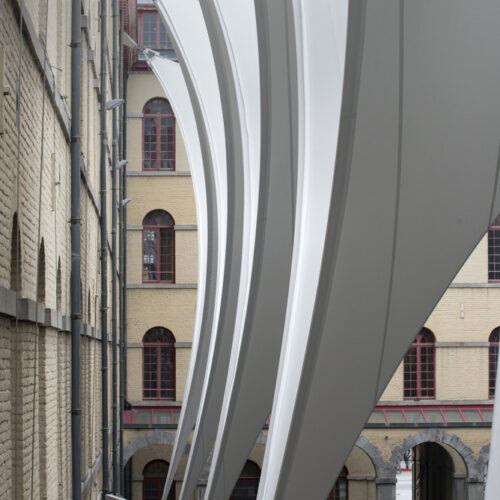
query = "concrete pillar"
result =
(376, 478, 396, 500)
(467, 480, 485, 500)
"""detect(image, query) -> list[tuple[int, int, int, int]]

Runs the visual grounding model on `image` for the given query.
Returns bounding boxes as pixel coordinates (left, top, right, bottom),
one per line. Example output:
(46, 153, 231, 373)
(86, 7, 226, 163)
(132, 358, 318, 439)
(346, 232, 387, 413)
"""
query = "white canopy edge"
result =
(264, 0, 500, 498)
(175, 0, 261, 494)
(146, 54, 208, 438)
(153, 1, 228, 497)
(199, 0, 299, 497)
(257, 0, 348, 497)
(200, 0, 261, 497)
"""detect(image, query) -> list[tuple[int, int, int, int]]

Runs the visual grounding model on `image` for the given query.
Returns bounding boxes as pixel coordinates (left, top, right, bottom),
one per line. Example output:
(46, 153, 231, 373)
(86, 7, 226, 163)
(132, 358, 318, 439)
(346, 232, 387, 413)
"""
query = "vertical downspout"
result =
(123, 55, 128, 411)
(70, 0, 82, 498)
(111, 0, 119, 491)
(100, 0, 109, 493)
(118, 10, 125, 495)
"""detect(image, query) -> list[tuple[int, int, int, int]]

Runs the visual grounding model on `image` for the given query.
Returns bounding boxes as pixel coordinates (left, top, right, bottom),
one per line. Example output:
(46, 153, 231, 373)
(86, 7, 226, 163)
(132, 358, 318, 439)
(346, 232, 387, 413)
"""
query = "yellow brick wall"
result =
(0, 0, 118, 497)
(453, 235, 488, 284)
(127, 176, 197, 226)
(127, 290, 196, 343)
(175, 230, 199, 284)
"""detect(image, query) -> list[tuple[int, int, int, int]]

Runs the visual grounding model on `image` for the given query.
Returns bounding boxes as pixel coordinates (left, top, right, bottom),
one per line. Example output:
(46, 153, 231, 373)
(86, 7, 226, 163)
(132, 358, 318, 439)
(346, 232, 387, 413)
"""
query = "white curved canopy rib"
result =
(200, 0, 299, 496)
(257, 0, 347, 497)
(153, 1, 228, 498)
(261, 0, 500, 498)
(169, 0, 251, 497)
(145, 54, 211, 499)
(146, 55, 208, 387)
(197, 0, 262, 498)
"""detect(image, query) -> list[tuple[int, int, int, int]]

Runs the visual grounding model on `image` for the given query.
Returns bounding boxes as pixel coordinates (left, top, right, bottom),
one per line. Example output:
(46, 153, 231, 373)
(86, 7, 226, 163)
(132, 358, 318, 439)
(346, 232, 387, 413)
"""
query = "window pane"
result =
(367, 411, 387, 424)
(481, 410, 494, 422)
(385, 410, 406, 424)
(404, 410, 425, 424)
(134, 410, 151, 425)
(423, 410, 444, 423)
(461, 410, 483, 423)
(143, 228, 158, 281)
(142, 13, 158, 48)
(442, 410, 462, 423)
(153, 410, 173, 425)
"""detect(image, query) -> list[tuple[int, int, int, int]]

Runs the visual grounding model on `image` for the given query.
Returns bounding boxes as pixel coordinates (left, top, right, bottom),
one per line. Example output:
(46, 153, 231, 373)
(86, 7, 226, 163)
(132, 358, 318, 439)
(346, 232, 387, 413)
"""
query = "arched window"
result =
(37, 239, 46, 303)
(230, 460, 261, 499)
(327, 466, 348, 500)
(489, 328, 500, 398)
(143, 327, 175, 400)
(143, 98, 175, 171)
(87, 290, 91, 324)
(142, 460, 175, 500)
(488, 215, 500, 281)
(404, 328, 436, 400)
(10, 213, 22, 293)
(142, 210, 175, 283)
(56, 258, 62, 311)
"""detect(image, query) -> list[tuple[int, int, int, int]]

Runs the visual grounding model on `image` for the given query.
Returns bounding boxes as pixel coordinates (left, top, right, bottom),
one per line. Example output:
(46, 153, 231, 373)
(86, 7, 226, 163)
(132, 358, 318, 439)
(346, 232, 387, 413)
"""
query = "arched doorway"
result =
(142, 460, 175, 500)
(412, 442, 453, 500)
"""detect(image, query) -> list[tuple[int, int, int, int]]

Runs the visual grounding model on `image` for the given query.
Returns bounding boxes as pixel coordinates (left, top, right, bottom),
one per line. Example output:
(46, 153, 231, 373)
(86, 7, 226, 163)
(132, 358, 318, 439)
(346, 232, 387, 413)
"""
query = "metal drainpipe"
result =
(70, 0, 82, 498)
(122, 54, 128, 411)
(111, 0, 119, 491)
(100, 0, 109, 493)
(118, 10, 125, 495)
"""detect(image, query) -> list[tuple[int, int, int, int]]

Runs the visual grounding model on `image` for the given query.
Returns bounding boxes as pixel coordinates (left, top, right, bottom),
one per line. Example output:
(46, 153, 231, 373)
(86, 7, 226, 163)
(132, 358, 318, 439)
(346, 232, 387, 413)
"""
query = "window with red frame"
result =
(404, 328, 435, 400)
(230, 461, 261, 499)
(327, 466, 348, 500)
(143, 98, 176, 171)
(489, 328, 500, 398)
(142, 460, 175, 500)
(138, 11, 173, 50)
(143, 328, 175, 400)
(488, 216, 500, 281)
(142, 210, 175, 283)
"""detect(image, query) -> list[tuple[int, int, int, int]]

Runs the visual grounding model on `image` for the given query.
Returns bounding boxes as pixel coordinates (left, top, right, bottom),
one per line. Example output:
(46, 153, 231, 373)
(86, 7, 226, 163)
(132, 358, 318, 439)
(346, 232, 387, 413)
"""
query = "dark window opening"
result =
(230, 461, 261, 499)
(489, 327, 500, 398)
(37, 239, 46, 304)
(142, 460, 175, 500)
(10, 213, 22, 293)
(488, 215, 500, 281)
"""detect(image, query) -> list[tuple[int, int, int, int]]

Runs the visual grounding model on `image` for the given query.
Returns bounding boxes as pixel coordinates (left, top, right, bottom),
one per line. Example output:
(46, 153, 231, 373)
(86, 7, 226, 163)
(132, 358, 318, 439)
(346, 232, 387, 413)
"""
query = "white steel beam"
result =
(260, 0, 500, 498)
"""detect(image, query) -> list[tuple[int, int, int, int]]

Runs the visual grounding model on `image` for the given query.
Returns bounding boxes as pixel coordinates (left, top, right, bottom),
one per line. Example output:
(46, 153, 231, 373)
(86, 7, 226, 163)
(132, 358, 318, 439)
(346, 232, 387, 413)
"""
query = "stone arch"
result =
(478, 443, 490, 477)
(388, 429, 482, 481)
(355, 435, 389, 477)
(345, 445, 376, 478)
(123, 429, 188, 464)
